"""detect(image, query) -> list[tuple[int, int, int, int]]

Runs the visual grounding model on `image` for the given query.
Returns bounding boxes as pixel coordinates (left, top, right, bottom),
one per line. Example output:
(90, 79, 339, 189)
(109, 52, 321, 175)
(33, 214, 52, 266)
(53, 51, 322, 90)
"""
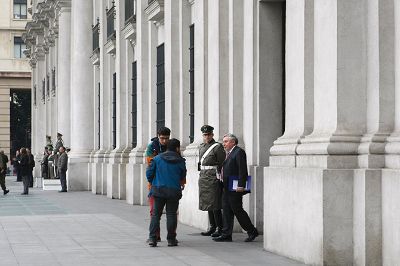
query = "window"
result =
(41, 79, 45, 103)
(13, 0, 27, 19)
(106, 2, 116, 40)
(112, 73, 116, 149)
(14, 37, 26, 58)
(131, 61, 137, 148)
(33, 85, 36, 106)
(46, 73, 50, 98)
(125, 0, 135, 24)
(156, 44, 165, 131)
(51, 68, 56, 96)
(189, 24, 194, 143)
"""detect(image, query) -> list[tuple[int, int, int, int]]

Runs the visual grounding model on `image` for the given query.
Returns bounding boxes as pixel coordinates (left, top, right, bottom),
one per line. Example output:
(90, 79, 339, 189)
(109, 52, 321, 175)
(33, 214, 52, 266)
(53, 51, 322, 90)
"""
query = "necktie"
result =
(219, 151, 230, 182)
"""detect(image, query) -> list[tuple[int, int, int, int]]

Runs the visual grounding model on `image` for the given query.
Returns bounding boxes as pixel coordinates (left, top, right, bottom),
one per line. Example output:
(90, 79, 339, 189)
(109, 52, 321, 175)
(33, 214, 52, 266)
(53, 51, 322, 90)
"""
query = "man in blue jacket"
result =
(146, 138, 186, 247)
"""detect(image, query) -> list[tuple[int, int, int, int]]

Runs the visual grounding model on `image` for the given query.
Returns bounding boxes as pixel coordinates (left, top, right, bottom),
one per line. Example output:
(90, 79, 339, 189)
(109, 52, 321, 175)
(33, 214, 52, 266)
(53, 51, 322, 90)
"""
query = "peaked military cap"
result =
(201, 125, 214, 134)
(57, 132, 63, 137)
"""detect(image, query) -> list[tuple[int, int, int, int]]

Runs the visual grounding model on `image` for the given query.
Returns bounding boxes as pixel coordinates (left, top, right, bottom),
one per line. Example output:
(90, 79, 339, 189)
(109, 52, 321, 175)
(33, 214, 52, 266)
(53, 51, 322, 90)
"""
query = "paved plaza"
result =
(0, 176, 305, 266)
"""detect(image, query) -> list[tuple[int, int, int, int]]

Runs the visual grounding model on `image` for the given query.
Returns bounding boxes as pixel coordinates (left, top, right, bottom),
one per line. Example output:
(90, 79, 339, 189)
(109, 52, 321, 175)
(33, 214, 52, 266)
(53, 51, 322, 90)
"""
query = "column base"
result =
(67, 150, 92, 191)
(381, 169, 400, 265)
(180, 143, 208, 230)
(264, 166, 353, 265)
(126, 147, 147, 205)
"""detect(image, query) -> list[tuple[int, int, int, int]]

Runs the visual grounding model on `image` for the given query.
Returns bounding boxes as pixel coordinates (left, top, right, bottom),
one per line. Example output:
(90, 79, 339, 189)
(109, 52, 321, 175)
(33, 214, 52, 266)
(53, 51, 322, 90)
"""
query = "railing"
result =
(92, 19, 100, 52)
(106, 2, 116, 40)
(125, 0, 135, 24)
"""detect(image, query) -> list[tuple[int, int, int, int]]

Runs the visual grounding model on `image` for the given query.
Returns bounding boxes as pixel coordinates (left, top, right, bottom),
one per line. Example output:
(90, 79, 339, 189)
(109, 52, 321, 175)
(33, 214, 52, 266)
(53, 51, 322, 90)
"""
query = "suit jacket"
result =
(222, 146, 248, 190)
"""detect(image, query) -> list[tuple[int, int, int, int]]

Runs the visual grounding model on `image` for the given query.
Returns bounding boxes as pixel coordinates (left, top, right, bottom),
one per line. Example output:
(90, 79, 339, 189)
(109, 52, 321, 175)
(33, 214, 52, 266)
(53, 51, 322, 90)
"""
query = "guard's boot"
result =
(211, 228, 222, 238)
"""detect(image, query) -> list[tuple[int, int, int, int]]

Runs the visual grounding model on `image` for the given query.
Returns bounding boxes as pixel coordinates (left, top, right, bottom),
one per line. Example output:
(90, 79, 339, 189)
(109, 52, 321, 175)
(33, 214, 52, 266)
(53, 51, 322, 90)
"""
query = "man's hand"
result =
(236, 187, 244, 193)
(181, 185, 185, 191)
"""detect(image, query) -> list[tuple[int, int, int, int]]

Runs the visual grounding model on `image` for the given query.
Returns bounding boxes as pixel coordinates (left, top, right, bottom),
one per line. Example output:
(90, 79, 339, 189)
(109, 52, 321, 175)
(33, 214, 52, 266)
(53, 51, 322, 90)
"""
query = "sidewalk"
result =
(0, 176, 305, 266)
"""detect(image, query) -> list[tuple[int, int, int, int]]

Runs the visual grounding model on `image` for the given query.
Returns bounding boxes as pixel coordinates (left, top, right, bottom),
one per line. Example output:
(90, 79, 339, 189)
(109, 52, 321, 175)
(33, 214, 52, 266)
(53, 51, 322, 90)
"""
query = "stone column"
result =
(269, 0, 314, 167)
(56, 0, 71, 147)
(68, 0, 94, 190)
(207, 0, 229, 139)
(178, 0, 191, 147)
(107, 0, 129, 200)
(164, 0, 181, 137)
(126, 0, 150, 205)
(382, 0, 400, 264)
(265, 1, 368, 265)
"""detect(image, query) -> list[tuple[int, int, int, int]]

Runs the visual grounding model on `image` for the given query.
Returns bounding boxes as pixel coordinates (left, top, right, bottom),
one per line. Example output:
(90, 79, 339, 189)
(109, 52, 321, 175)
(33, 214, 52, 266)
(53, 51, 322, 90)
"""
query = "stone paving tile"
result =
(0, 177, 306, 266)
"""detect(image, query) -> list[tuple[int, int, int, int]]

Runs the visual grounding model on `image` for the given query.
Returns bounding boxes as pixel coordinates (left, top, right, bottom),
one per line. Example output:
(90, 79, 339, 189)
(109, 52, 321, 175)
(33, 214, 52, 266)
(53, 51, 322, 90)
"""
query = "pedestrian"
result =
(19, 148, 30, 195)
(144, 126, 171, 242)
(57, 146, 68, 192)
(212, 133, 259, 242)
(13, 150, 22, 182)
(146, 138, 186, 247)
(27, 149, 35, 187)
(0, 150, 9, 195)
(53, 132, 64, 177)
(198, 125, 225, 237)
(41, 147, 49, 179)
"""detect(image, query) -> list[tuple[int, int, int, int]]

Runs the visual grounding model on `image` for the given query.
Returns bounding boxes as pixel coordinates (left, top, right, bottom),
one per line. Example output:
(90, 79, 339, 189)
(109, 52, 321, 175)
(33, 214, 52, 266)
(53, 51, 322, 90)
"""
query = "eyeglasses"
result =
(202, 133, 212, 136)
(159, 136, 170, 140)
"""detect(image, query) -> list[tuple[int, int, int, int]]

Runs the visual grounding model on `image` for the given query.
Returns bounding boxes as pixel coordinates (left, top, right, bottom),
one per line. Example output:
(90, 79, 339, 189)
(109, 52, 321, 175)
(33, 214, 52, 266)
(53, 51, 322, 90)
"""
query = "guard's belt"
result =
(200, 166, 217, 170)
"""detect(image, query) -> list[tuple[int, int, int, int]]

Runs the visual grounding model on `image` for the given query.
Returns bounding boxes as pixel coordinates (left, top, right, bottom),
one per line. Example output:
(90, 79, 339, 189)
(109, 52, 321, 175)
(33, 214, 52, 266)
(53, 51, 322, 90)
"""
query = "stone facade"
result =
(25, 0, 400, 265)
(0, 0, 32, 158)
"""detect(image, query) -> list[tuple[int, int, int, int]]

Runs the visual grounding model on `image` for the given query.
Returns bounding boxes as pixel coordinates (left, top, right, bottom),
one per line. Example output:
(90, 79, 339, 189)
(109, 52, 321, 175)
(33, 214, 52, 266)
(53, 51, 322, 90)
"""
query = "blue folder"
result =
(228, 176, 251, 192)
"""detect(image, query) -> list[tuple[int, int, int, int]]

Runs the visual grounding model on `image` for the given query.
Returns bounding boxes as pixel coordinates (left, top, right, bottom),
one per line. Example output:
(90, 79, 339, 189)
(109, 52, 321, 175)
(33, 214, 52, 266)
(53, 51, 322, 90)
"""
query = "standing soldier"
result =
(53, 132, 64, 177)
(198, 125, 226, 237)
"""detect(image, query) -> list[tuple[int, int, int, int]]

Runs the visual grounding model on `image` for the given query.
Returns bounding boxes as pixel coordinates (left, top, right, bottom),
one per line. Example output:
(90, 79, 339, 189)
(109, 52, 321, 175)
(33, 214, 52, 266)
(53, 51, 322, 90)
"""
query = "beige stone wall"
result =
(0, 0, 32, 160)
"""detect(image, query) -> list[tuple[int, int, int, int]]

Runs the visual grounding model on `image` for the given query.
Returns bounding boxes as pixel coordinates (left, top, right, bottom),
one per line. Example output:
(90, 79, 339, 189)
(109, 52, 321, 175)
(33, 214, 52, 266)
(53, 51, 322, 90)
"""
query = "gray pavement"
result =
(0, 176, 305, 266)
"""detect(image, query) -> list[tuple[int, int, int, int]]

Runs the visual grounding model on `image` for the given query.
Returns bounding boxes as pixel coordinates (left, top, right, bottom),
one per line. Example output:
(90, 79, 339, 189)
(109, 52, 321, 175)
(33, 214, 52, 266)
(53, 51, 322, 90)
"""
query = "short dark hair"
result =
(167, 138, 180, 151)
(157, 126, 171, 136)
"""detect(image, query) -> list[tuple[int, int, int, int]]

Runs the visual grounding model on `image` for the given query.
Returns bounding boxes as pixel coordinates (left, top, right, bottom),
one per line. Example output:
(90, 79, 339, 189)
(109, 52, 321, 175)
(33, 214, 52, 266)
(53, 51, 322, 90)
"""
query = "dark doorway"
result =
(10, 89, 31, 158)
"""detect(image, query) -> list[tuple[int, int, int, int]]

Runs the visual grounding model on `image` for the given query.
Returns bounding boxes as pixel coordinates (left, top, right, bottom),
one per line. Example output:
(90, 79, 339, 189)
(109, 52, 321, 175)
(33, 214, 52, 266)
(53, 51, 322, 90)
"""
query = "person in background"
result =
(146, 138, 186, 247)
(144, 126, 171, 242)
(13, 150, 22, 182)
(19, 148, 30, 195)
(0, 150, 9, 195)
(41, 147, 50, 179)
(27, 149, 35, 187)
(57, 146, 68, 192)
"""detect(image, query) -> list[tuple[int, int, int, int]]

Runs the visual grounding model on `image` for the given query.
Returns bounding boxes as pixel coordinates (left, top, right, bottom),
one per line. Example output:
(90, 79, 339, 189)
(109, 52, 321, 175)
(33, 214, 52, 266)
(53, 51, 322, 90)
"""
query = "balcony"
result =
(145, 0, 164, 24)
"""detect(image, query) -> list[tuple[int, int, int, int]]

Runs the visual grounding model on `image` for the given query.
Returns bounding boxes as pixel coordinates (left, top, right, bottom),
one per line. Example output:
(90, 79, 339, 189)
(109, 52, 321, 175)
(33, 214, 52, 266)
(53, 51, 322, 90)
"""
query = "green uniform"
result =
(198, 139, 225, 211)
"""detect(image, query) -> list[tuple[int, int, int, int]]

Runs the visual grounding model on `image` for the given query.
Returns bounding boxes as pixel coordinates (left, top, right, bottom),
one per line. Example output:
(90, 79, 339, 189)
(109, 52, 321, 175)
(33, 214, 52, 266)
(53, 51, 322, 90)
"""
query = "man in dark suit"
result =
(213, 133, 259, 242)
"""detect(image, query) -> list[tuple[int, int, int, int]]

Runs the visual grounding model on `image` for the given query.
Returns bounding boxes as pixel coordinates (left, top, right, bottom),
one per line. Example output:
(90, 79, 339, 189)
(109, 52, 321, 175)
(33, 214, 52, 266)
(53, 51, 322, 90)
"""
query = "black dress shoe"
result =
(212, 235, 232, 242)
(4, 189, 9, 195)
(211, 231, 221, 238)
(201, 228, 216, 236)
(244, 228, 259, 242)
(58, 190, 67, 193)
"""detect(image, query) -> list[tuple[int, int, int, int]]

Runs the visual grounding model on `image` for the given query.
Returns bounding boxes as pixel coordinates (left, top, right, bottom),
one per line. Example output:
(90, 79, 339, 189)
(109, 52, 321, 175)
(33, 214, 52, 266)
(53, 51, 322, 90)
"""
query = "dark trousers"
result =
(22, 175, 29, 194)
(59, 169, 67, 191)
(221, 190, 255, 237)
(0, 174, 6, 191)
(16, 168, 22, 182)
(149, 197, 179, 241)
(208, 209, 223, 230)
(29, 173, 33, 187)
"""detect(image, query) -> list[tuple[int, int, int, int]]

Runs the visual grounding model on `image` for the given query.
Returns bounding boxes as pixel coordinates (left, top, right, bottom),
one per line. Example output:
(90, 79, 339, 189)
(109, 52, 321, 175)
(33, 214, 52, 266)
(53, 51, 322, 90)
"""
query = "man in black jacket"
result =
(57, 146, 68, 192)
(213, 133, 259, 242)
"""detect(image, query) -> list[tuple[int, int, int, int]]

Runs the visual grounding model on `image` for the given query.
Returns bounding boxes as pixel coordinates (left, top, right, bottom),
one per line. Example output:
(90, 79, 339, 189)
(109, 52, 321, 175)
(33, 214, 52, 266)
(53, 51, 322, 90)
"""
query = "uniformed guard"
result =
(198, 125, 226, 237)
(53, 132, 64, 178)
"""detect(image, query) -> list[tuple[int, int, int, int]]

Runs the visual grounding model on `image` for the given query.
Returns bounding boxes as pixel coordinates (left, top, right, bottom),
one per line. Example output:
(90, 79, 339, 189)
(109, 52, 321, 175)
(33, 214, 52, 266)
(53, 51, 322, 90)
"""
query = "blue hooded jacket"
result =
(146, 151, 186, 199)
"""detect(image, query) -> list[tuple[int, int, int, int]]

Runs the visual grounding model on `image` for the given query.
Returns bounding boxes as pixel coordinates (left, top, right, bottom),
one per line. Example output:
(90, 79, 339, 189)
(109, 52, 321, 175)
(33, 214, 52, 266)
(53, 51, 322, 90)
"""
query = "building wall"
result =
(0, 0, 32, 158)
(25, 0, 400, 265)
